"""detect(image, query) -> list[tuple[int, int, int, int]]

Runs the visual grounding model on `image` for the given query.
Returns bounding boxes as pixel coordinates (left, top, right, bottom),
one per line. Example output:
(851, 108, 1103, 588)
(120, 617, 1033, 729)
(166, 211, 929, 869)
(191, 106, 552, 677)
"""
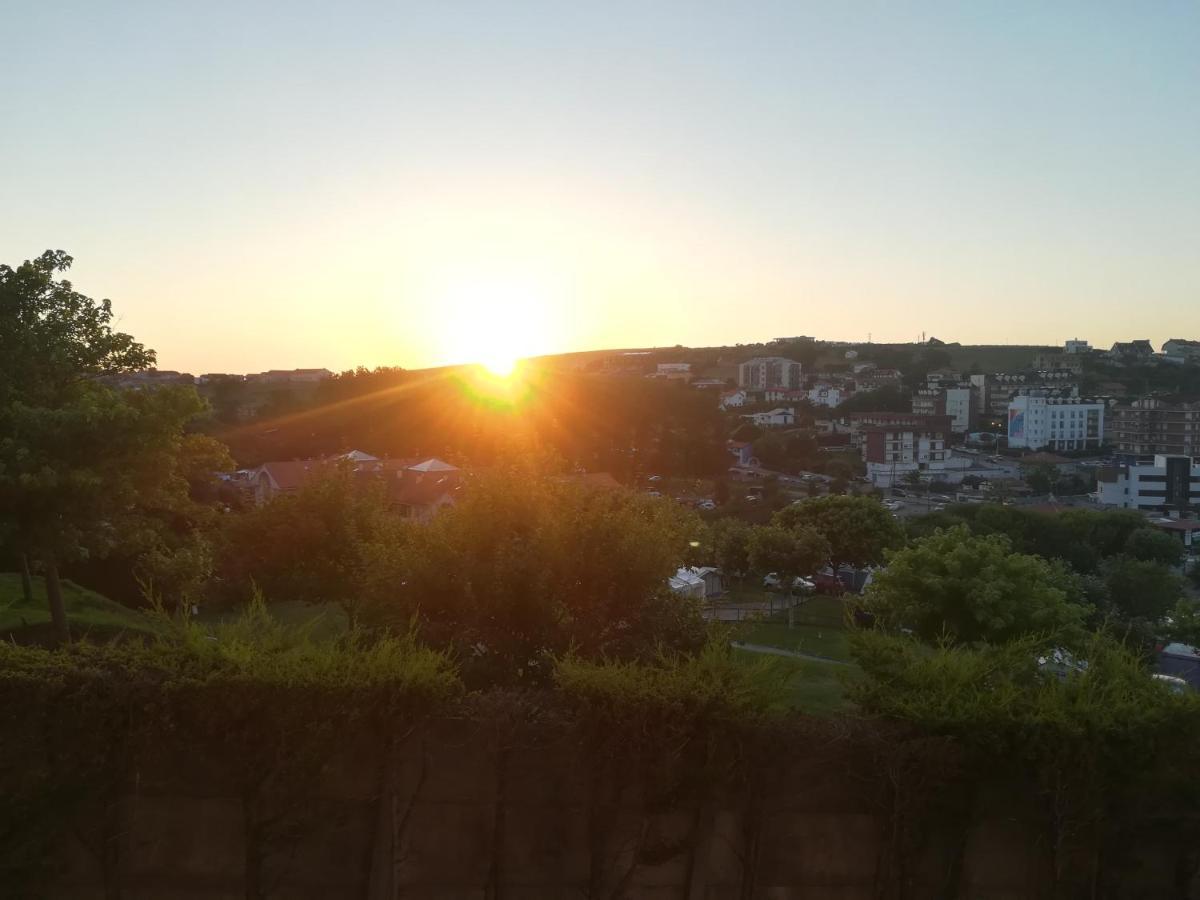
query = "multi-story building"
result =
(737, 357, 803, 391)
(1095, 455, 1200, 514)
(1107, 340, 1155, 360)
(1031, 352, 1084, 373)
(1006, 394, 1105, 451)
(911, 386, 944, 418)
(1163, 340, 1200, 364)
(943, 386, 976, 434)
(970, 371, 1079, 423)
(1064, 339, 1091, 354)
(861, 415, 954, 488)
(1109, 397, 1200, 458)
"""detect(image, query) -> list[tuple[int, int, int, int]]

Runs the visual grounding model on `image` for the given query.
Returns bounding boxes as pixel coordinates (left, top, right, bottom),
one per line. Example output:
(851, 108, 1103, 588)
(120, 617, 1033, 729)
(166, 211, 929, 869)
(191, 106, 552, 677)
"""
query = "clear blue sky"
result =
(3, 1, 1197, 373)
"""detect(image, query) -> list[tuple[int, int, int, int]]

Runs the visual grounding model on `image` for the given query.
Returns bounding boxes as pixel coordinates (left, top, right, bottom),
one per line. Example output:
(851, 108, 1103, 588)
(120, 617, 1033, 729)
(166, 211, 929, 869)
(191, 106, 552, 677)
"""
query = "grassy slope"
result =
(0, 573, 156, 638)
(725, 594, 860, 715)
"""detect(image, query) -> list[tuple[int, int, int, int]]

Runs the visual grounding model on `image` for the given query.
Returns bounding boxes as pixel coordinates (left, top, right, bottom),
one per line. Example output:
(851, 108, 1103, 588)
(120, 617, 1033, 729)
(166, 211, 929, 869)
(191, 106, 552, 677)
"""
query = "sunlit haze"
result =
(3, 2, 1198, 373)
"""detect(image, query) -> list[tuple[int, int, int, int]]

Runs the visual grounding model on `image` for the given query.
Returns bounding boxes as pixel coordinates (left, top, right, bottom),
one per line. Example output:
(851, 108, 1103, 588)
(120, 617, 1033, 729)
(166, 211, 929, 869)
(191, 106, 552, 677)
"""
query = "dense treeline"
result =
(210, 363, 730, 477)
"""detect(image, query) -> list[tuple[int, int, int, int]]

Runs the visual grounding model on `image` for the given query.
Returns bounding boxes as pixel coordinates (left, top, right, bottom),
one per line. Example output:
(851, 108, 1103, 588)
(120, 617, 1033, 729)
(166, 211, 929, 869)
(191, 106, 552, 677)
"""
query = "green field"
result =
(0, 573, 158, 640)
(725, 594, 859, 714)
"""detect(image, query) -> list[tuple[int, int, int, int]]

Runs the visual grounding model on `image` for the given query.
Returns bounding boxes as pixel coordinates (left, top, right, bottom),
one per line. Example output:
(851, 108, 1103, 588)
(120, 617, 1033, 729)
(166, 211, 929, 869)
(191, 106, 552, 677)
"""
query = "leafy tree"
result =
(0, 250, 212, 640)
(751, 433, 788, 469)
(774, 495, 902, 570)
(1, 379, 210, 639)
(214, 467, 398, 623)
(1025, 464, 1056, 495)
(862, 526, 1089, 646)
(1099, 556, 1183, 624)
(0, 250, 153, 406)
(709, 518, 753, 584)
(1121, 529, 1184, 567)
(901, 469, 923, 489)
(747, 525, 829, 592)
(1166, 599, 1200, 647)
(357, 467, 706, 682)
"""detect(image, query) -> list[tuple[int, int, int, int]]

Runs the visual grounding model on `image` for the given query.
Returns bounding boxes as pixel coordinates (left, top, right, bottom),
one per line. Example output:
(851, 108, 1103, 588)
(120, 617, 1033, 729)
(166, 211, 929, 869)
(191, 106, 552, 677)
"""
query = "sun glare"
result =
(432, 272, 557, 376)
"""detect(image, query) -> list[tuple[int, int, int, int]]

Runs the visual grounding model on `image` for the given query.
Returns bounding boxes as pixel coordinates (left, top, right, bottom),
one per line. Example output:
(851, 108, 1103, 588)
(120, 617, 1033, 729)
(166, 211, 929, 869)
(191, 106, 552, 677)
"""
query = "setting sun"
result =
(430, 271, 560, 374)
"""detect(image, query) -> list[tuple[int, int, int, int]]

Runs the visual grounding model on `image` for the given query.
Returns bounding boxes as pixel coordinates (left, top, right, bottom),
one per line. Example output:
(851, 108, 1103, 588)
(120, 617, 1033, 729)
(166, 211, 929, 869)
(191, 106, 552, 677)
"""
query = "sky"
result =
(2, 1, 1198, 374)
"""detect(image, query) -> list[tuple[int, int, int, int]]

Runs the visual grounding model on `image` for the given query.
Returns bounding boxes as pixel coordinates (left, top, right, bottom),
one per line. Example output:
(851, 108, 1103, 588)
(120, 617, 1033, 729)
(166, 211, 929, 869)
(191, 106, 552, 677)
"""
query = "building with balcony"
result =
(737, 357, 803, 391)
(1109, 397, 1200, 458)
(861, 415, 954, 488)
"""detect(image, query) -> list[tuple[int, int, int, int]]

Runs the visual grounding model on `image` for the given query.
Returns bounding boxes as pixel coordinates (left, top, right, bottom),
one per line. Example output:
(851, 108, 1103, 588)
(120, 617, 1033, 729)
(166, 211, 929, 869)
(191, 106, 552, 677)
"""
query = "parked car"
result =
(698, 499, 716, 510)
(762, 573, 816, 592)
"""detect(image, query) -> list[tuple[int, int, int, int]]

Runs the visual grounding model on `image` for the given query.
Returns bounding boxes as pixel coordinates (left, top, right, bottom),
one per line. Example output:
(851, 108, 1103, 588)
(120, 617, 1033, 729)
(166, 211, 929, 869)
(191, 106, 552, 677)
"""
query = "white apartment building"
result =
(1007, 394, 1105, 451)
(1095, 455, 1200, 514)
(737, 357, 803, 391)
(944, 387, 975, 433)
(1064, 339, 1091, 354)
(656, 362, 691, 375)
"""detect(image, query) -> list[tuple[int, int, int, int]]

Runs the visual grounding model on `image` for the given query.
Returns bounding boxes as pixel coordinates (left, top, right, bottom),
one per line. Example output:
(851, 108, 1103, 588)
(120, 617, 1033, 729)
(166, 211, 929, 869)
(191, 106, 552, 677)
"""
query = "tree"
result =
(774, 495, 903, 570)
(0, 251, 209, 641)
(214, 467, 399, 622)
(1121, 529, 1184, 568)
(862, 526, 1089, 646)
(1025, 464, 1056, 495)
(709, 518, 753, 585)
(357, 467, 706, 682)
(1099, 556, 1183, 624)
(0, 250, 153, 406)
(747, 525, 829, 595)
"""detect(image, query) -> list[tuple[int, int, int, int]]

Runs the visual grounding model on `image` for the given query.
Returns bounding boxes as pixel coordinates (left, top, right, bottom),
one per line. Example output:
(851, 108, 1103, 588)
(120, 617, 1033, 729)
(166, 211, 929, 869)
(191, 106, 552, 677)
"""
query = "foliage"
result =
(0, 599, 462, 891)
(862, 526, 1089, 646)
(707, 518, 753, 582)
(1098, 555, 1184, 624)
(356, 466, 707, 682)
(848, 629, 1195, 762)
(906, 504, 1159, 575)
(214, 467, 397, 622)
(0, 250, 228, 631)
(0, 250, 153, 406)
(774, 495, 903, 569)
(746, 525, 828, 586)
(1121, 529, 1184, 567)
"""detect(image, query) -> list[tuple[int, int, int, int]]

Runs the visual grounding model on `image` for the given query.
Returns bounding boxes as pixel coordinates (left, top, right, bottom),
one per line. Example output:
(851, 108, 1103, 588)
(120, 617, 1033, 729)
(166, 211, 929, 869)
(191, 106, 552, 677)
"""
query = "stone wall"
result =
(41, 720, 1193, 900)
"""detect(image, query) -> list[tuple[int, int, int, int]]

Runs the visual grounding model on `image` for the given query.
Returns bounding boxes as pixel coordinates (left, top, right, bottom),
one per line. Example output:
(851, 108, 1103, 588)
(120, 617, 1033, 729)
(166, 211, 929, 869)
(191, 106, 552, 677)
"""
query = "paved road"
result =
(730, 641, 852, 666)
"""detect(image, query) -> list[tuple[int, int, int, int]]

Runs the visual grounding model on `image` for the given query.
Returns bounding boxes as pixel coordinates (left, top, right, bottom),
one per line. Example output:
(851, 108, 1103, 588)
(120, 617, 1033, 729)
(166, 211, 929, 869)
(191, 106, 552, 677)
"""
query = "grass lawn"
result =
(722, 592, 861, 715)
(0, 573, 158, 640)
(732, 648, 859, 716)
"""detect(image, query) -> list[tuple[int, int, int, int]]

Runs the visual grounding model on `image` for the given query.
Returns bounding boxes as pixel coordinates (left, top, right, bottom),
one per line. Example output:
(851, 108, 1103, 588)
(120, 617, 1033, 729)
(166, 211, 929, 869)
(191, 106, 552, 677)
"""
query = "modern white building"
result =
(1095, 455, 1200, 514)
(944, 387, 975, 433)
(1007, 394, 1105, 451)
(1064, 339, 1091, 354)
(737, 357, 803, 391)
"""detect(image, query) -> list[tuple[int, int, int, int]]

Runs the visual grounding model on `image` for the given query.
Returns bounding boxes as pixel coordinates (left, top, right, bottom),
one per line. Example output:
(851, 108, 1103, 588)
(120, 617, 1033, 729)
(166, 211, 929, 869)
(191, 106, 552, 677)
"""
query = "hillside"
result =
(0, 574, 157, 642)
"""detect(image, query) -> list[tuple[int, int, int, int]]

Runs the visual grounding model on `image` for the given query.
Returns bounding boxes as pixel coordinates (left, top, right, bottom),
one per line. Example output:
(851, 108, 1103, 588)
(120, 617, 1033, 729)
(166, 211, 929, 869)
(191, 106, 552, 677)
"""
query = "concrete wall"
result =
(40, 721, 1197, 900)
